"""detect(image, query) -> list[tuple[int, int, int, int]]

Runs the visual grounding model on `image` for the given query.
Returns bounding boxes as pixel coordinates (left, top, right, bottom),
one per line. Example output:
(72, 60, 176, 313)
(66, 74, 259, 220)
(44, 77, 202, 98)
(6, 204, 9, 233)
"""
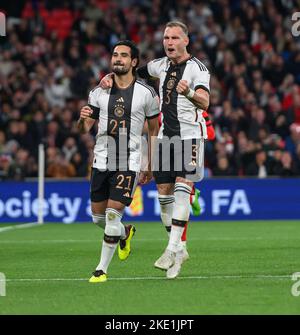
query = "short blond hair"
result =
(165, 21, 188, 36)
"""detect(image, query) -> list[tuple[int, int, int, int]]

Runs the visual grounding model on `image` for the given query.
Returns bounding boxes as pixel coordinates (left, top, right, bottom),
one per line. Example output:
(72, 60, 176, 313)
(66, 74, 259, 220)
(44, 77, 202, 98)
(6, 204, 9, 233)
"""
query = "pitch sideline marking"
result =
(1, 236, 284, 243)
(2, 274, 291, 283)
(0, 238, 182, 243)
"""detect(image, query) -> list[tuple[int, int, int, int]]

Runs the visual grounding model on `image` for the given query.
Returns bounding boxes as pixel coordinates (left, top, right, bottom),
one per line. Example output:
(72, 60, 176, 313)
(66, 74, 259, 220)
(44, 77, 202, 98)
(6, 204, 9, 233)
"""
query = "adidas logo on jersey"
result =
(188, 160, 197, 166)
(123, 192, 131, 198)
(117, 97, 124, 102)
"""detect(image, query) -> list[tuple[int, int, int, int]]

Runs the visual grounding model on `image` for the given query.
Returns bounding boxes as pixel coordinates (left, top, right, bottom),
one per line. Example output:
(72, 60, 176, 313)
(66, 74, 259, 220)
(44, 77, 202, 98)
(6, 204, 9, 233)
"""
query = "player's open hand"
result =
(100, 73, 114, 89)
(176, 80, 190, 95)
(80, 106, 93, 120)
(139, 170, 153, 185)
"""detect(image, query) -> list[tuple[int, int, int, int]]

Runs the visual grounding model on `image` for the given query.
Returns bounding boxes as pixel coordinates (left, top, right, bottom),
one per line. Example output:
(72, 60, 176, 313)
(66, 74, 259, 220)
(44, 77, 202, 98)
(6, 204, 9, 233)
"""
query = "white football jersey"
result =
(88, 79, 159, 172)
(146, 56, 210, 140)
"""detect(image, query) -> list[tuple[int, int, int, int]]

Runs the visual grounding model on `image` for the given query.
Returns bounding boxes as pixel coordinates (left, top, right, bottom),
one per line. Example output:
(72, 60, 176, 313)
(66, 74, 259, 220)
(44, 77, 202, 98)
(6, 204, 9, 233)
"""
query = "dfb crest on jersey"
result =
(114, 105, 125, 117)
(167, 78, 176, 90)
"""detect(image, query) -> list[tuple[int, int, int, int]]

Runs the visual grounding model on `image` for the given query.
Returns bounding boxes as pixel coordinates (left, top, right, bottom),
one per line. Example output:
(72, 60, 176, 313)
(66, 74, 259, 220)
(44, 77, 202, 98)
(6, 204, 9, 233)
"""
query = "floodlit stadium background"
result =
(1, 0, 300, 183)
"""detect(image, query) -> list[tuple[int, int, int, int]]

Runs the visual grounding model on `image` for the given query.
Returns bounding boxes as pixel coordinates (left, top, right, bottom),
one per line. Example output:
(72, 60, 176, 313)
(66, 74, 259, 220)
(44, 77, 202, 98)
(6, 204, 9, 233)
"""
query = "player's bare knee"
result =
(175, 177, 193, 188)
(92, 213, 105, 229)
(157, 183, 174, 195)
(107, 199, 125, 212)
(91, 201, 107, 215)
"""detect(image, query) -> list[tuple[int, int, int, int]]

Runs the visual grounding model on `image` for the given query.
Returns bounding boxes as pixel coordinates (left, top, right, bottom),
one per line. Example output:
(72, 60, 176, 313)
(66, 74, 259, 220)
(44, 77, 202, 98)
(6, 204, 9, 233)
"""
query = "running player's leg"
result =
(95, 200, 124, 275)
(166, 139, 195, 264)
(166, 138, 204, 279)
(89, 169, 111, 283)
(153, 137, 177, 269)
(165, 176, 193, 279)
(167, 176, 193, 255)
(90, 199, 126, 283)
(90, 171, 139, 283)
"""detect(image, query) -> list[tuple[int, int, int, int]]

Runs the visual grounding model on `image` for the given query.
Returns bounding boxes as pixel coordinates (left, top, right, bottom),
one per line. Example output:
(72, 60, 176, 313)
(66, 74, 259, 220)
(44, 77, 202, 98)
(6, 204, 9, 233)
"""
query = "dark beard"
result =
(113, 66, 129, 75)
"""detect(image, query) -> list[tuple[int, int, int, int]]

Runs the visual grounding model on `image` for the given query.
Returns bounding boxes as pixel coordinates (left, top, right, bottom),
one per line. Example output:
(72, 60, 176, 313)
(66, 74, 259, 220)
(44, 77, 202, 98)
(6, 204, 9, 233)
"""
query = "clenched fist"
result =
(176, 80, 190, 96)
(80, 106, 93, 120)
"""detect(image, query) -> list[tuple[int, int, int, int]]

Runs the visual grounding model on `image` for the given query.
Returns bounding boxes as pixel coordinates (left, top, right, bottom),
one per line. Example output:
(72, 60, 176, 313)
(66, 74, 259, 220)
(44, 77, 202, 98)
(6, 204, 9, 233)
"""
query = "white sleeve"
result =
(147, 58, 164, 79)
(145, 93, 160, 119)
(88, 88, 100, 119)
(88, 88, 100, 108)
(193, 67, 210, 93)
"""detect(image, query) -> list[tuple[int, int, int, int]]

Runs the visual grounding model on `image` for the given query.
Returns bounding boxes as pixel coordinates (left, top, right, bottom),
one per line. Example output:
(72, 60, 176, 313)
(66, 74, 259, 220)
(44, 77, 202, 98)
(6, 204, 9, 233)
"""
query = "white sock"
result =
(96, 208, 122, 274)
(158, 195, 175, 236)
(168, 226, 184, 253)
(96, 241, 117, 273)
(167, 183, 192, 253)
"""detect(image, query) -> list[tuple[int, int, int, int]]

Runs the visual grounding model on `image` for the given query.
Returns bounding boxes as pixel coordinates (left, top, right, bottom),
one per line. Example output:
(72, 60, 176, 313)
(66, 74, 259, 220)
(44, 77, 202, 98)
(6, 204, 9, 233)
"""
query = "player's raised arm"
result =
(100, 68, 149, 88)
(77, 105, 96, 133)
(99, 59, 160, 88)
(136, 65, 152, 80)
(176, 79, 210, 111)
(136, 59, 162, 80)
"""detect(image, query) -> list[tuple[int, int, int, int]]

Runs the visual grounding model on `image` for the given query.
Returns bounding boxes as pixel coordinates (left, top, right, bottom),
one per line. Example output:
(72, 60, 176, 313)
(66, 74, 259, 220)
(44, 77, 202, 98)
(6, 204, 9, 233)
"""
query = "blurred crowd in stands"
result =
(1, 0, 300, 180)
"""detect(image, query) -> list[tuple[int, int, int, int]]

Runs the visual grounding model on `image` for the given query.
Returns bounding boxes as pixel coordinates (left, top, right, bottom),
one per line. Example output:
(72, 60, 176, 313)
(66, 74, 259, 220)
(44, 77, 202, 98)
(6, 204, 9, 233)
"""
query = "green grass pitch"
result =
(0, 220, 300, 315)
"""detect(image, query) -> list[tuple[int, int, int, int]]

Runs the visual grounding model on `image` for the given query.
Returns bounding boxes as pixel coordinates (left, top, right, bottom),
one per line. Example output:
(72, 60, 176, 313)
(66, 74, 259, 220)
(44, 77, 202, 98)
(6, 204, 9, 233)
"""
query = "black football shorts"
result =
(90, 168, 139, 206)
(153, 137, 204, 184)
